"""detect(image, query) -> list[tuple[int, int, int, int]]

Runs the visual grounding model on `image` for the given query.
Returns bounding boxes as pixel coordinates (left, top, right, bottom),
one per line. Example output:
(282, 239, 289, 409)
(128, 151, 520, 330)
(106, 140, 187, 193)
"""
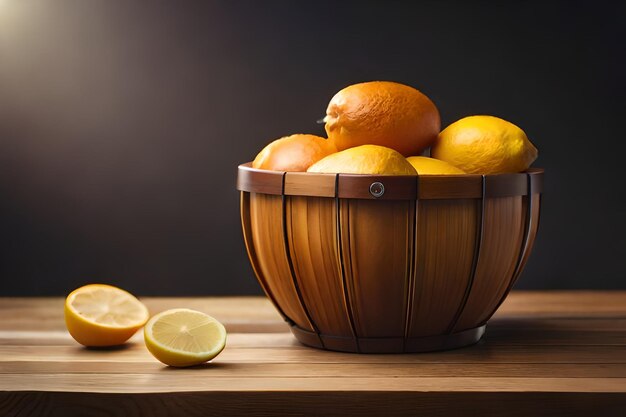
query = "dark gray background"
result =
(1, 0, 625, 296)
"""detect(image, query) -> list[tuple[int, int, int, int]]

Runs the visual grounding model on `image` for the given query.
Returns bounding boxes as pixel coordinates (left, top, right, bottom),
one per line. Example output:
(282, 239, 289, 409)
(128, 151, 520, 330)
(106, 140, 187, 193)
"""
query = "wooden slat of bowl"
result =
(248, 193, 315, 332)
(284, 172, 336, 197)
(479, 191, 543, 324)
(453, 196, 525, 331)
(240, 192, 290, 322)
(484, 174, 528, 198)
(237, 165, 284, 195)
(510, 193, 542, 287)
(285, 196, 354, 337)
(418, 176, 483, 199)
(408, 199, 480, 337)
(339, 199, 414, 342)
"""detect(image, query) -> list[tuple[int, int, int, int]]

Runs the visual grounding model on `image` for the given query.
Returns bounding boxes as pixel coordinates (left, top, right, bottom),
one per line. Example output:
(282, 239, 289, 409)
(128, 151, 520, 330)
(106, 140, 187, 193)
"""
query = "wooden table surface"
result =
(1, 291, 625, 416)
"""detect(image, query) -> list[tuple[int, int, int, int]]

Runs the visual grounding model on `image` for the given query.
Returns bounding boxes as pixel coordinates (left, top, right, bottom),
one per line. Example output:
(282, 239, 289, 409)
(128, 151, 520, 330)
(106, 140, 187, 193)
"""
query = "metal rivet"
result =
(369, 181, 385, 198)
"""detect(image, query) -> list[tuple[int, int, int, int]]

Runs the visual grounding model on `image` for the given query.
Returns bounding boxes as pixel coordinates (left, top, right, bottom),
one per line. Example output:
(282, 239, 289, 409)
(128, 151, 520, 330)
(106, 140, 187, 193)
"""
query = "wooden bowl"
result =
(237, 163, 543, 353)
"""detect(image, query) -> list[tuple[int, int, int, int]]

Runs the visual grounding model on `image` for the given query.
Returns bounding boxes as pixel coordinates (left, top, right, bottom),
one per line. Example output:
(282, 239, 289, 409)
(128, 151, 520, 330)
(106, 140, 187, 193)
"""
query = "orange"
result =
(324, 81, 440, 156)
(64, 284, 149, 347)
(252, 134, 336, 171)
(431, 115, 538, 174)
(307, 145, 417, 175)
(406, 156, 466, 175)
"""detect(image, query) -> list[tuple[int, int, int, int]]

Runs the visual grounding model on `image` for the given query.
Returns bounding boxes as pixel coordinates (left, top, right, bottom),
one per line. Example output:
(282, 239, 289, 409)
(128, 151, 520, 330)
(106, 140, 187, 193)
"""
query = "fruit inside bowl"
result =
(238, 81, 543, 353)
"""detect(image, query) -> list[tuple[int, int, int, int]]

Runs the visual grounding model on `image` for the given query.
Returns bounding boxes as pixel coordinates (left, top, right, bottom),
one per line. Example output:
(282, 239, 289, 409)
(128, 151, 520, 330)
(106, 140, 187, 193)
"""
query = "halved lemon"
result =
(144, 308, 227, 367)
(64, 284, 150, 346)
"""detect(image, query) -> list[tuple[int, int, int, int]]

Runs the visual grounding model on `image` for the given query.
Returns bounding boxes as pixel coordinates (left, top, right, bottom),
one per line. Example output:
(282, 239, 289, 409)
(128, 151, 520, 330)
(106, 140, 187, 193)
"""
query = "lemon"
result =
(307, 144, 417, 175)
(64, 284, 149, 347)
(431, 115, 538, 174)
(406, 156, 466, 175)
(144, 308, 227, 367)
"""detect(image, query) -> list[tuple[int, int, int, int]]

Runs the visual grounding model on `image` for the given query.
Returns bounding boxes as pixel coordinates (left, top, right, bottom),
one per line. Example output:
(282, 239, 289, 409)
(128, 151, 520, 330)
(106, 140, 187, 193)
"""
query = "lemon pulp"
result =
(144, 308, 226, 367)
(69, 286, 148, 326)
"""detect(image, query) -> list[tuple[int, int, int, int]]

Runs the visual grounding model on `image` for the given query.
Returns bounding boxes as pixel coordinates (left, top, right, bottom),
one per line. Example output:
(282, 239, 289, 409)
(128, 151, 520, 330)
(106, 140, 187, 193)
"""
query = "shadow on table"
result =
(483, 316, 626, 345)
(159, 362, 236, 371)
(83, 344, 134, 352)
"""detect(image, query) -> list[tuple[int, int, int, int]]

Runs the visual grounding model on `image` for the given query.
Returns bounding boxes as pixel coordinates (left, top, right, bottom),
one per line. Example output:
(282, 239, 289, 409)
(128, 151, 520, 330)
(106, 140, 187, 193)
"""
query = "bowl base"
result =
(290, 324, 486, 353)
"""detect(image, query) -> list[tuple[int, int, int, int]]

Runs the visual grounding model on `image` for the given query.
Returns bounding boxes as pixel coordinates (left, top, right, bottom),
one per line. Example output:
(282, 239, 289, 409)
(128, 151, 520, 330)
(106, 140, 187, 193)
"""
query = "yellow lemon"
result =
(406, 156, 466, 175)
(144, 308, 227, 367)
(431, 115, 538, 174)
(64, 284, 149, 347)
(307, 144, 417, 175)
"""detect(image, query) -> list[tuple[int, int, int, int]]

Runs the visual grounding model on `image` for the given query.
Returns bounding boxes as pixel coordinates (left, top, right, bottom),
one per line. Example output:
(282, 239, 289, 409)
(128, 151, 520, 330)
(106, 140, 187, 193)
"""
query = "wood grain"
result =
(1, 392, 625, 417)
(4, 361, 626, 378)
(1, 293, 625, 416)
(454, 196, 525, 330)
(285, 196, 353, 336)
(240, 191, 291, 324)
(247, 192, 314, 331)
(2, 292, 624, 331)
(508, 192, 542, 289)
(339, 199, 413, 344)
(409, 199, 479, 336)
(284, 172, 337, 197)
(2, 374, 626, 393)
(4, 343, 626, 364)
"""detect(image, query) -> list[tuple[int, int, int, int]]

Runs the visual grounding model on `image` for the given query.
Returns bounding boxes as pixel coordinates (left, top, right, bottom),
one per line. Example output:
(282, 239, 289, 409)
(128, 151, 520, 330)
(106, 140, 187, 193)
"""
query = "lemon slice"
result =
(144, 308, 227, 367)
(64, 284, 149, 346)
